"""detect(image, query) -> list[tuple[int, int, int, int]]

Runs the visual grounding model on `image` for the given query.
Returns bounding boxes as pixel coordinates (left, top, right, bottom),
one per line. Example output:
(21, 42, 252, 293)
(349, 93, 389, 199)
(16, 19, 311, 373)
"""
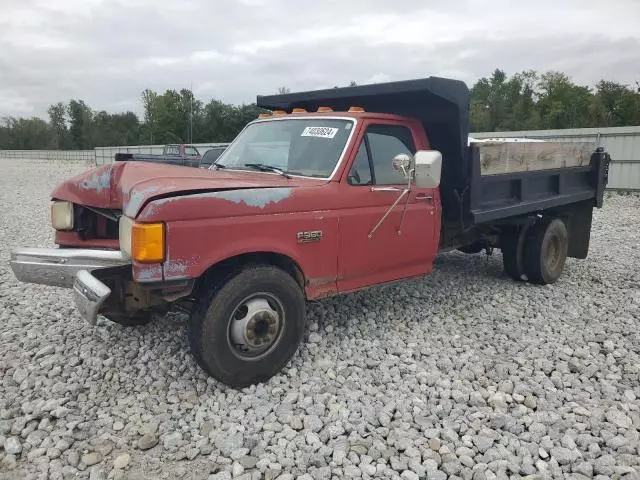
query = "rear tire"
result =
(501, 227, 527, 281)
(524, 218, 568, 285)
(188, 265, 306, 388)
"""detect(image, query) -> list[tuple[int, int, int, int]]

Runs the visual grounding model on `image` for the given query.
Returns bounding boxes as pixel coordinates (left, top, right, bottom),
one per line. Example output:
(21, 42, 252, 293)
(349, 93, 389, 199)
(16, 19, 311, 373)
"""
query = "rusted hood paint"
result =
(52, 161, 326, 217)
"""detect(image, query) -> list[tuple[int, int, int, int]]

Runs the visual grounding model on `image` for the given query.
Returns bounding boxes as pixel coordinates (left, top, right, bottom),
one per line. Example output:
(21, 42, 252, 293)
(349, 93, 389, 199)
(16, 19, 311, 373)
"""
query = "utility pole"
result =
(190, 83, 193, 144)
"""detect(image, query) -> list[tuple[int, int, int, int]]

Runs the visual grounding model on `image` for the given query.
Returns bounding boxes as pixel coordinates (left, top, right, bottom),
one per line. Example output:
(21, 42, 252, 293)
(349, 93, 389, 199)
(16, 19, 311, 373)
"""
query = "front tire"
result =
(189, 265, 306, 388)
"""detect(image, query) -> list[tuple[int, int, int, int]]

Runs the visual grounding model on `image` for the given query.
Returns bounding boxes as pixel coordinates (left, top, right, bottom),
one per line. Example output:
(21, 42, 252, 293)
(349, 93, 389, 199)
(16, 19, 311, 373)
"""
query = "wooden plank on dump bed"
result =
(476, 142, 596, 176)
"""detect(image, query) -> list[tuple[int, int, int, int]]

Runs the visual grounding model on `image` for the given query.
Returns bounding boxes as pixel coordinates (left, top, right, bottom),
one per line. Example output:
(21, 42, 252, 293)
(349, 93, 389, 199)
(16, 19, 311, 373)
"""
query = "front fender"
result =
(162, 212, 339, 298)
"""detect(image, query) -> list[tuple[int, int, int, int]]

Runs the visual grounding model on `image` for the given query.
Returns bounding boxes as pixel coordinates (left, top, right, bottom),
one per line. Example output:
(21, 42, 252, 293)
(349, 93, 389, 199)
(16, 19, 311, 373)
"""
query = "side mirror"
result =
(414, 150, 442, 189)
(392, 153, 414, 179)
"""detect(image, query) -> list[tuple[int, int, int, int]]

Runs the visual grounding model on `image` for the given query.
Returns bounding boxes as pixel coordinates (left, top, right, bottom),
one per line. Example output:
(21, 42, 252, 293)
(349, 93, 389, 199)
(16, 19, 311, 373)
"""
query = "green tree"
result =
(141, 88, 158, 144)
(91, 111, 140, 147)
(469, 69, 510, 131)
(1, 117, 54, 149)
(537, 72, 592, 129)
(67, 99, 93, 149)
(47, 102, 69, 149)
(3, 70, 640, 151)
(590, 81, 640, 127)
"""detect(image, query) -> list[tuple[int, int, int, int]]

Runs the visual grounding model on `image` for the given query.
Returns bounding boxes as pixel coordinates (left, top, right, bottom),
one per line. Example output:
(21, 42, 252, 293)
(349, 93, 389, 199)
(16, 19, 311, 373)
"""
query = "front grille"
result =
(75, 206, 121, 240)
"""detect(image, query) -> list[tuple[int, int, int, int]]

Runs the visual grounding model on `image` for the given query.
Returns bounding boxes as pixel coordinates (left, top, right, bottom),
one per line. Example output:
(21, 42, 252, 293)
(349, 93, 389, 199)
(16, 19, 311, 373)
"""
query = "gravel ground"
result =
(0, 158, 639, 480)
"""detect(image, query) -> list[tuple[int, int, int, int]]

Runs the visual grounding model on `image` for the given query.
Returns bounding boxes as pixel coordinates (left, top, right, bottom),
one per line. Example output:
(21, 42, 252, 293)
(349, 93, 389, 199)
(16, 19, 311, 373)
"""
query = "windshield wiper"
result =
(210, 162, 226, 170)
(244, 163, 291, 178)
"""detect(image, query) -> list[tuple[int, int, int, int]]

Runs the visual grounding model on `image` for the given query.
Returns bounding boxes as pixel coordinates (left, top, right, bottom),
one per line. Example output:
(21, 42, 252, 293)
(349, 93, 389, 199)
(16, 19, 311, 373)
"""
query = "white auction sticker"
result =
(301, 126, 338, 139)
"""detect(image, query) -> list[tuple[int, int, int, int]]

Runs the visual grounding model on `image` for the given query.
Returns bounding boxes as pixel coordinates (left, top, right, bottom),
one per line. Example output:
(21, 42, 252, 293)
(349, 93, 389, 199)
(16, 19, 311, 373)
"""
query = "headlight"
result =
(119, 216, 165, 263)
(51, 201, 74, 230)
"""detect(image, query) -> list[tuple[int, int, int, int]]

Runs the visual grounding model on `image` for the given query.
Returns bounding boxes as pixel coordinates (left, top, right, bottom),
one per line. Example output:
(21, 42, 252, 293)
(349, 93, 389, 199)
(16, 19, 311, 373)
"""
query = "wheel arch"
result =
(192, 251, 307, 300)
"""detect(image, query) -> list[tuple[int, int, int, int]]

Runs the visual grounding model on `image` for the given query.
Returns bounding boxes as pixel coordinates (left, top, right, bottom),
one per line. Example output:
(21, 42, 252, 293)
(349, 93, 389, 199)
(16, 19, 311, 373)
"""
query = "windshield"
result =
(215, 118, 354, 178)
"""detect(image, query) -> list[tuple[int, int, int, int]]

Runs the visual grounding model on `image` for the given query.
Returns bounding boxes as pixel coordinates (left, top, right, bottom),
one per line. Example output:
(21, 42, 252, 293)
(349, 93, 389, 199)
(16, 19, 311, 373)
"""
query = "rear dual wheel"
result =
(501, 217, 568, 285)
(524, 218, 568, 284)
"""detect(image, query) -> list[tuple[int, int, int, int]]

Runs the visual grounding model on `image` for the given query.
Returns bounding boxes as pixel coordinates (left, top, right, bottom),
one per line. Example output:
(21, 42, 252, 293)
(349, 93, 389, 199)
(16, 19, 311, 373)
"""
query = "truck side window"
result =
(184, 146, 198, 156)
(348, 141, 373, 186)
(366, 125, 416, 185)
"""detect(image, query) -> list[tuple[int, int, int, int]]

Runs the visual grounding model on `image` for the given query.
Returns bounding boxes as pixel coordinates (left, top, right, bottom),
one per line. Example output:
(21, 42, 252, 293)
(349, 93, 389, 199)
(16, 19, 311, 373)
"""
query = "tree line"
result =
(1, 69, 639, 150)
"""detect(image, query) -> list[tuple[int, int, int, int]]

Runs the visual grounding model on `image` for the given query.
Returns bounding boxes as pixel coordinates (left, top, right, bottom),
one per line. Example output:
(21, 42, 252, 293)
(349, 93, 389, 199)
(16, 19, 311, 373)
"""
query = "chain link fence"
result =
(1, 144, 231, 167)
(0, 150, 96, 165)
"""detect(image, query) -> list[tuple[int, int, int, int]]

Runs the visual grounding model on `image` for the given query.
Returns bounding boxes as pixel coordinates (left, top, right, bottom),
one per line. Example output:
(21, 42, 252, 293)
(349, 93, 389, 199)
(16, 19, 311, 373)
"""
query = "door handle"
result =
(415, 194, 433, 201)
(370, 186, 402, 192)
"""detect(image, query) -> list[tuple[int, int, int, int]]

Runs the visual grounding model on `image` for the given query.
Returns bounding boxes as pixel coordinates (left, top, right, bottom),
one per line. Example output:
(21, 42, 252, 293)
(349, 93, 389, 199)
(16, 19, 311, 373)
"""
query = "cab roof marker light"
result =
(292, 108, 307, 113)
(348, 106, 365, 112)
(257, 113, 272, 119)
(273, 110, 287, 116)
(317, 106, 333, 112)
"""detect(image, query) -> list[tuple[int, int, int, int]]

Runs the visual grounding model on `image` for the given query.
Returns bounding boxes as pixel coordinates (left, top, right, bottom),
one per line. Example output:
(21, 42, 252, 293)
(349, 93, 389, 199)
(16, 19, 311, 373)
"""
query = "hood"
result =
(52, 161, 326, 218)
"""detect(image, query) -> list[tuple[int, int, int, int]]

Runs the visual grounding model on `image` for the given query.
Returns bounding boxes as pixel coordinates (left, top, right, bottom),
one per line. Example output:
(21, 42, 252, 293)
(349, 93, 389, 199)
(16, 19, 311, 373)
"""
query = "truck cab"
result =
(10, 76, 610, 388)
(163, 143, 201, 167)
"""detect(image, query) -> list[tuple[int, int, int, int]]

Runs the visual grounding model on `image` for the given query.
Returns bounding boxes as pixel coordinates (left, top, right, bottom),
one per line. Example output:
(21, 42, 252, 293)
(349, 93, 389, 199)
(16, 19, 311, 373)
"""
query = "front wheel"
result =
(189, 265, 306, 388)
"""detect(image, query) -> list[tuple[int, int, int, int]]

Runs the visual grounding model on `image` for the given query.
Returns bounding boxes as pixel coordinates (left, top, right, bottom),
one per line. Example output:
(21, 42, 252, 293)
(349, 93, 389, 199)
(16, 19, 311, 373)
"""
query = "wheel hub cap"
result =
(230, 296, 281, 356)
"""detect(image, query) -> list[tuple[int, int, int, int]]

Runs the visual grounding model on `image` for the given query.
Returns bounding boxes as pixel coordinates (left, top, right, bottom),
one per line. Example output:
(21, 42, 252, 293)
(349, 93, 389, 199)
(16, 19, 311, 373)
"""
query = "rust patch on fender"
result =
(138, 187, 294, 221)
(135, 264, 163, 282)
(124, 185, 162, 217)
(306, 276, 338, 299)
(164, 258, 197, 280)
(307, 275, 337, 286)
(216, 188, 292, 208)
(77, 169, 111, 193)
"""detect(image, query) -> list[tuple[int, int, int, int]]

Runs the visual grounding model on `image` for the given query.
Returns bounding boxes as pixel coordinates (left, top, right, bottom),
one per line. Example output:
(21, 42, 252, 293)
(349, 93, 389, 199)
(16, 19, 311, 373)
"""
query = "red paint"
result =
(53, 112, 443, 299)
(53, 160, 323, 218)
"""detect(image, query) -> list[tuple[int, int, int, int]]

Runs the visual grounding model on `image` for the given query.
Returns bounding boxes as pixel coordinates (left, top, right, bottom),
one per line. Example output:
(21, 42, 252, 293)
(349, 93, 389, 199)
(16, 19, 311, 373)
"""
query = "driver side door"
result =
(337, 121, 439, 293)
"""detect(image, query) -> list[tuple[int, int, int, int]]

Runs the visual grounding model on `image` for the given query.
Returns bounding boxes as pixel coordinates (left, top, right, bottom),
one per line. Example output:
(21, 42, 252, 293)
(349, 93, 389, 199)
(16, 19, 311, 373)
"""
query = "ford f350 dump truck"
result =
(10, 77, 610, 387)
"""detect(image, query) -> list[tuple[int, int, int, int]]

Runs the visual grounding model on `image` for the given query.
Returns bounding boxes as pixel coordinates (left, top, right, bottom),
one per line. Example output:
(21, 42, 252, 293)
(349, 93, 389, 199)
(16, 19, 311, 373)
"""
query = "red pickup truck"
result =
(10, 77, 610, 387)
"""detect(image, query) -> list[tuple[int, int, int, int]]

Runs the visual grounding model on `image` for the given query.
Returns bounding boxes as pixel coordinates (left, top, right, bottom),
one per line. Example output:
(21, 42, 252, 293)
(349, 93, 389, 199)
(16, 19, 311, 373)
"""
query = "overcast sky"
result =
(1, 0, 639, 119)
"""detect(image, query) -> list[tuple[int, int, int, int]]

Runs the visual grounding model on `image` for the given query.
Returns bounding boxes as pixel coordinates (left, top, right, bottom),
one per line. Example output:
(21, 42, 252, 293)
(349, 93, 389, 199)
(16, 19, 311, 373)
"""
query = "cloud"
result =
(1, 0, 639, 118)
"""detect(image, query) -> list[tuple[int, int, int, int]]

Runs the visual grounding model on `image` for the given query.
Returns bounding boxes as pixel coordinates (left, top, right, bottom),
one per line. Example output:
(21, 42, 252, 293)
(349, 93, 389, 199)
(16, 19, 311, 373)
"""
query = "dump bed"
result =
(469, 140, 609, 223)
(258, 77, 610, 234)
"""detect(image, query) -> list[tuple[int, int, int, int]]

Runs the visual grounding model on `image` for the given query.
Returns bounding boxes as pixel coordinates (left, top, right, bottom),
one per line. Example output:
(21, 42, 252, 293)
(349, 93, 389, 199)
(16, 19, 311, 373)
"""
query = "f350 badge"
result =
(297, 230, 323, 244)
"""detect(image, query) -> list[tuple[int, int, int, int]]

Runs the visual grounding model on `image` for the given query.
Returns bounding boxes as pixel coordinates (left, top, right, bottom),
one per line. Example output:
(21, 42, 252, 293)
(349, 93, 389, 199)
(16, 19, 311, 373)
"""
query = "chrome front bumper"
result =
(10, 248, 130, 324)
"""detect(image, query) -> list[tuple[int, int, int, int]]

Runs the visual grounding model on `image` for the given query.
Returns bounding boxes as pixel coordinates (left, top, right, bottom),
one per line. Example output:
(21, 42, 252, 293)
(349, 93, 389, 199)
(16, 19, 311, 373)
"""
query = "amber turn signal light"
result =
(131, 223, 164, 263)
